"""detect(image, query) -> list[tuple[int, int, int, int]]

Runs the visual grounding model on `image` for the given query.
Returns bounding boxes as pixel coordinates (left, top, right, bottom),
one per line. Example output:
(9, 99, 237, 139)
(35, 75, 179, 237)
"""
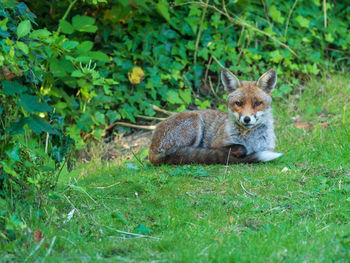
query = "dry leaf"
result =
(320, 122, 330, 128)
(294, 122, 311, 129)
(214, 238, 222, 243)
(229, 215, 234, 223)
(33, 229, 44, 243)
(128, 67, 144, 85)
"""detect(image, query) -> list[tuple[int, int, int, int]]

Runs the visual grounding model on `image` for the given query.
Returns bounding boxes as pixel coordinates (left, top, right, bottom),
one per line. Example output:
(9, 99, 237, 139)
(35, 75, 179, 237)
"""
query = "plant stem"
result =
(284, 0, 299, 38)
(175, 1, 298, 57)
(57, 0, 78, 33)
(194, 0, 210, 64)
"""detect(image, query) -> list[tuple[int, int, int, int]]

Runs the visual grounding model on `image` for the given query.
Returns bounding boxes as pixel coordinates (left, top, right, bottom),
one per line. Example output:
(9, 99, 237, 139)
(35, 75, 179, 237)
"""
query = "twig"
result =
(105, 121, 156, 131)
(284, 0, 299, 38)
(239, 181, 257, 197)
(103, 225, 161, 240)
(194, 0, 210, 64)
(45, 236, 57, 258)
(57, 0, 77, 33)
(211, 55, 228, 70)
(45, 132, 49, 153)
(65, 184, 97, 204)
(95, 182, 120, 189)
(135, 115, 166, 121)
(323, 0, 327, 28)
(224, 147, 231, 178)
(174, 1, 298, 57)
(260, 0, 270, 23)
(208, 76, 220, 99)
(24, 238, 45, 262)
(152, 105, 173, 116)
(204, 55, 213, 88)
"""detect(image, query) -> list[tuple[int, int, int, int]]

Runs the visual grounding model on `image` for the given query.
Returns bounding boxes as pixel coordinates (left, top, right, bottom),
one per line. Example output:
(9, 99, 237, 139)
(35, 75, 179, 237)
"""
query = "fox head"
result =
(221, 69, 277, 129)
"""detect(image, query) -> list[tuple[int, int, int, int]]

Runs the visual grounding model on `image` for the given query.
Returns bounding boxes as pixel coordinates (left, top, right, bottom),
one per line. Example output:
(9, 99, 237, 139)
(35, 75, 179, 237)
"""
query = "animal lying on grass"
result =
(149, 69, 283, 165)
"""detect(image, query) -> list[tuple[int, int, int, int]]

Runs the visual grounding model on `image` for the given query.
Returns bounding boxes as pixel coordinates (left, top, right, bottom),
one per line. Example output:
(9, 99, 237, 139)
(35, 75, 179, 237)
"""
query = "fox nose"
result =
(243, 116, 251, 124)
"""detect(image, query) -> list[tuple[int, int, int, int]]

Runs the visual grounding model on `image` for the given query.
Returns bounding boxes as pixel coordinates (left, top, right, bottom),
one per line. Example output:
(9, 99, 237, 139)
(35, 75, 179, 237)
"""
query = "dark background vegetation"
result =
(0, 0, 349, 256)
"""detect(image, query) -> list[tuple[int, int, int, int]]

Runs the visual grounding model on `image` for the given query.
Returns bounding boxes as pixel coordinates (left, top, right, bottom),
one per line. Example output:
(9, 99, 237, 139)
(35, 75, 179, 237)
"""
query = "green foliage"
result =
(0, 0, 349, 255)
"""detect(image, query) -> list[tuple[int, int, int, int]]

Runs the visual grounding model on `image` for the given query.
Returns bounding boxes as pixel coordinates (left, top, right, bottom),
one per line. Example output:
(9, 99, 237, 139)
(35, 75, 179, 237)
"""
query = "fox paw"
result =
(227, 144, 247, 158)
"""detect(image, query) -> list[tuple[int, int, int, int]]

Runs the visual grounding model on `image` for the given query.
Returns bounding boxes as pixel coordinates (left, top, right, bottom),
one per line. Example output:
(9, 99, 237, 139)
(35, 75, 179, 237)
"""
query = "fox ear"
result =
(221, 70, 240, 92)
(257, 69, 277, 93)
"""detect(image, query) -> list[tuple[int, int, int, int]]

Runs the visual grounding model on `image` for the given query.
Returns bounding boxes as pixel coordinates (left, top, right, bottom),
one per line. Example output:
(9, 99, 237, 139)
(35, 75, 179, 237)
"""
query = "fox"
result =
(149, 69, 283, 165)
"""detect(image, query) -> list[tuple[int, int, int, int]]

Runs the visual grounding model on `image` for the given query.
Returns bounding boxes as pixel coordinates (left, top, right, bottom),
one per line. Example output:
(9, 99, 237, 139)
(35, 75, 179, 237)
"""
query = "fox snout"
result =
(240, 114, 257, 127)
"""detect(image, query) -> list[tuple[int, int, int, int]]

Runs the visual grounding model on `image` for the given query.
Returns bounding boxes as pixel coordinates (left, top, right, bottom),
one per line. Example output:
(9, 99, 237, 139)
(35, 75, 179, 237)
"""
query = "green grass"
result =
(2, 74, 350, 262)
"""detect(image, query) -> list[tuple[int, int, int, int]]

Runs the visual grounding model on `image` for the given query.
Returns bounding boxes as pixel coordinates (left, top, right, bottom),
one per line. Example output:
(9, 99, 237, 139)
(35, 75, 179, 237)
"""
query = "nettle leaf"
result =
(18, 94, 52, 113)
(27, 116, 60, 135)
(1, 80, 27, 95)
(72, 15, 97, 33)
(59, 19, 75, 34)
(17, 20, 31, 39)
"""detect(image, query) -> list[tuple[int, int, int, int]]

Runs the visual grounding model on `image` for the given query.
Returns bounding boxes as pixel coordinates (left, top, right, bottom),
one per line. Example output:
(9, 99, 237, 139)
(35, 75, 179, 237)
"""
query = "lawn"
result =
(2, 74, 350, 262)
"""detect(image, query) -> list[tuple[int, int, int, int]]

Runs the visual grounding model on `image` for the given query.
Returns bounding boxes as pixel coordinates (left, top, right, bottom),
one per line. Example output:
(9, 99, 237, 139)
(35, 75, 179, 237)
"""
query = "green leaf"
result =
(111, 212, 127, 225)
(1, 80, 27, 95)
(0, 106, 2, 116)
(135, 224, 152, 234)
(18, 94, 52, 113)
(179, 89, 192, 105)
(15, 41, 29, 54)
(59, 19, 75, 34)
(94, 111, 106, 125)
(0, 18, 8, 31)
(107, 110, 121, 123)
(296, 16, 310, 28)
(156, 0, 171, 24)
(5, 146, 20, 162)
(269, 5, 285, 24)
(30, 29, 51, 38)
(9, 118, 28, 134)
(71, 70, 85, 77)
(62, 41, 79, 50)
(17, 20, 31, 39)
(76, 41, 93, 54)
(88, 51, 110, 62)
(72, 15, 97, 33)
(167, 90, 182, 104)
(27, 116, 60, 135)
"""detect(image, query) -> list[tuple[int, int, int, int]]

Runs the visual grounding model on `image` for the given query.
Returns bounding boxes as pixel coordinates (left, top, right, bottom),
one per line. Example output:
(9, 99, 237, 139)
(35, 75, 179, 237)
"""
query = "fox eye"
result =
(235, 101, 242, 107)
(254, 101, 262, 107)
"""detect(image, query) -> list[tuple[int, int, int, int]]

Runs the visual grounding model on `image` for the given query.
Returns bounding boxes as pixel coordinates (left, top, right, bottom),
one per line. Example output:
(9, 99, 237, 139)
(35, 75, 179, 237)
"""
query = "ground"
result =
(2, 74, 350, 262)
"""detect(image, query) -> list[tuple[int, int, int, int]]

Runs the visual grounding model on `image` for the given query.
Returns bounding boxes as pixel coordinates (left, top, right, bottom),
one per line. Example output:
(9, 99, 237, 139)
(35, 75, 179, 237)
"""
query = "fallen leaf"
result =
(294, 122, 311, 129)
(214, 238, 222, 243)
(229, 216, 234, 223)
(293, 163, 307, 167)
(320, 122, 330, 128)
(34, 229, 44, 243)
(128, 67, 144, 85)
